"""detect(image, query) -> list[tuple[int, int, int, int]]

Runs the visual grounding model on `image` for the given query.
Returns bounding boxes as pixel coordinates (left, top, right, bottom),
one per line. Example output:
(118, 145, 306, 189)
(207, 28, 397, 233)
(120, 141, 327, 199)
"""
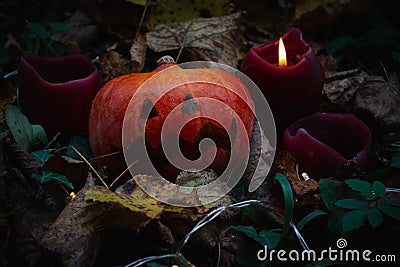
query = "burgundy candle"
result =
(18, 54, 101, 135)
(282, 112, 372, 179)
(240, 28, 325, 137)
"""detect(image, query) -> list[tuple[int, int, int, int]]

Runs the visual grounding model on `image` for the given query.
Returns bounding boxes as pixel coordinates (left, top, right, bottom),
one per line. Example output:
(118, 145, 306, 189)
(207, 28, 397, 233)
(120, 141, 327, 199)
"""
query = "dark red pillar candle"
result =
(282, 112, 372, 179)
(18, 54, 101, 135)
(240, 28, 325, 137)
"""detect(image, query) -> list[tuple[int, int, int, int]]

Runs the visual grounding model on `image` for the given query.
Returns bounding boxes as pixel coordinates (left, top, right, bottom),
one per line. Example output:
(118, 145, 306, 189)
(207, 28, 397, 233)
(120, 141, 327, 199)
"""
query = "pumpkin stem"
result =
(157, 55, 176, 65)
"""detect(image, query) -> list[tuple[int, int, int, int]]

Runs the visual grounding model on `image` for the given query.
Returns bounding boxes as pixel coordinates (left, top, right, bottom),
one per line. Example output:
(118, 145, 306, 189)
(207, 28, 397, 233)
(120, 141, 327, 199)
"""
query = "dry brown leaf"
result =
(99, 49, 132, 83)
(321, 69, 369, 112)
(354, 73, 400, 131)
(272, 150, 319, 199)
(146, 12, 242, 66)
(129, 33, 147, 72)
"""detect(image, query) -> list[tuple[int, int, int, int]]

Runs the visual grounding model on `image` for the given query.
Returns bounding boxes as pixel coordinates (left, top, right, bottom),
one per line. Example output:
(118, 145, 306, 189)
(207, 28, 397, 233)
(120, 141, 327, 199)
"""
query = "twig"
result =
(44, 131, 61, 150)
(69, 146, 109, 189)
(135, 0, 150, 39)
(109, 160, 138, 189)
(325, 68, 361, 83)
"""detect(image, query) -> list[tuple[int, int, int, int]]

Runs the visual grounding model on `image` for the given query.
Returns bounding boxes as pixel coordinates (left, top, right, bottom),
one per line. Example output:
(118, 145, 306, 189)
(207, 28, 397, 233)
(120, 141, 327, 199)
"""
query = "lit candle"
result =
(240, 28, 325, 138)
(282, 112, 372, 179)
(18, 54, 101, 135)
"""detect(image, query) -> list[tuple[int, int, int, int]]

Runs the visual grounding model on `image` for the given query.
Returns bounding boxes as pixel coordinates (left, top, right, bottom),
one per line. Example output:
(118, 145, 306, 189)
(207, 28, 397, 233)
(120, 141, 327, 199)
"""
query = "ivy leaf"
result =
(5, 104, 34, 152)
(371, 181, 386, 198)
(335, 198, 369, 209)
(26, 22, 48, 38)
(366, 207, 383, 228)
(345, 179, 373, 199)
(32, 124, 48, 148)
(341, 209, 366, 232)
(31, 150, 52, 165)
(319, 179, 343, 211)
(67, 134, 93, 160)
(390, 152, 400, 168)
(325, 35, 356, 55)
(32, 170, 74, 189)
(5, 104, 48, 152)
(378, 204, 400, 222)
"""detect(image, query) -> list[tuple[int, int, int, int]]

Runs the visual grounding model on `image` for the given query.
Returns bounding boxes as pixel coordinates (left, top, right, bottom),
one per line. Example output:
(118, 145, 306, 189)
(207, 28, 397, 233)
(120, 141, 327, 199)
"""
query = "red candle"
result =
(282, 112, 372, 179)
(240, 28, 325, 137)
(18, 54, 101, 135)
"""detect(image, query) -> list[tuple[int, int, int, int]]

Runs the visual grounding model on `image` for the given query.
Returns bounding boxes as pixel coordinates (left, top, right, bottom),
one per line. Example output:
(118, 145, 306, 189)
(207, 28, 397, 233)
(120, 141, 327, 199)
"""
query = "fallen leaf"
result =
(146, 12, 242, 66)
(125, 0, 147, 6)
(321, 70, 369, 112)
(129, 33, 147, 72)
(147, 0, 232, 26)
(99, 49, 132, 83)
(5, 104, 48, 152)
(354, 73, 400, 132)
(271, 150, 319, 201)
(86, 180, 165, 220)
(293, 0, 337, 21)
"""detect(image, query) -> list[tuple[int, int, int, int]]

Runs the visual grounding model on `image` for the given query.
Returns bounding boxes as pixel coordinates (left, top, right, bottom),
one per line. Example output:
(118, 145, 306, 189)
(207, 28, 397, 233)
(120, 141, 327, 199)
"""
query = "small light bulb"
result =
(301, 172, 310, 181)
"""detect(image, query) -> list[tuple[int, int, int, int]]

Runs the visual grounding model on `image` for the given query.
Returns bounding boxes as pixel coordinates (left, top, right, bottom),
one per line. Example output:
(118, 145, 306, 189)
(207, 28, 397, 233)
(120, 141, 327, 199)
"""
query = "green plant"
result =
(319, 178, 400, 232)
(232, 174, 327, 266)
(20, 19, 85, 56)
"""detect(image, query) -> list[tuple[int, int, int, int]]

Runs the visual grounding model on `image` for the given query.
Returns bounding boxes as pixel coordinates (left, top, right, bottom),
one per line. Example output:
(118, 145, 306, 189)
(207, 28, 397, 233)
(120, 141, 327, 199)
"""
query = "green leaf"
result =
(26, 22, 47, 38)
(296, 210, 327, 231)
(232, 225, 258, 240)
(5, 104, 34, 151)
(345, 179, 373, 199)
(48, 21, 74, 32)
(258, 230, 281, 249)
(341, 209, 366, 232)
(384, 198, 400, 205)
(392, 52, 400, 62)
(367, 207, 383, 228)
(32, 124, 48, 148)
(31, 171, 74, 189)
(378, 204, 400, 222)
(372, 181, 386, 198)
(335, 199, 369, 209)
(232, 226, 281, 250)
(390, 152, 400, 168)
(125, 0, 147, 6)
(67, 134, 93, 160)
(273, 173, 294, 238)
(31, 150, 52, 165)
(325, 35, 355, 55)
(319, 179, 343, 211)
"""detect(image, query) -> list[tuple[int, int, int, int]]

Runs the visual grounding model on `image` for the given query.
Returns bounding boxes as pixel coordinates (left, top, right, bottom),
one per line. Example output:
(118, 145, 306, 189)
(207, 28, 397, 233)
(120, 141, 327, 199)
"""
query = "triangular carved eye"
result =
(140, 98, 158, 119)
(182, 93, 199, 115)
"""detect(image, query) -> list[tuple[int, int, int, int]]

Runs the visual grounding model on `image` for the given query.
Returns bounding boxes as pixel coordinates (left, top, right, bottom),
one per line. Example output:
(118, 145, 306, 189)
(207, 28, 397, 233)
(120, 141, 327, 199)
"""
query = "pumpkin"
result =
(88, 58, 255, 183)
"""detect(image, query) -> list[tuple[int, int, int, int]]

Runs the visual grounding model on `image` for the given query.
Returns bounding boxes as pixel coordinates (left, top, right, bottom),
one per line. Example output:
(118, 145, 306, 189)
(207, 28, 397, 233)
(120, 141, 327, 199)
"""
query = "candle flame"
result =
(278, 37, 287, 67)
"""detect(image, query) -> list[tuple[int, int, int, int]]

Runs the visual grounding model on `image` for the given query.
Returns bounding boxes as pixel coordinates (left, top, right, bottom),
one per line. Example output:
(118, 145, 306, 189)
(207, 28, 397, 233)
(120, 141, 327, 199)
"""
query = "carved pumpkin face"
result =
(88, 63, 255, 183)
